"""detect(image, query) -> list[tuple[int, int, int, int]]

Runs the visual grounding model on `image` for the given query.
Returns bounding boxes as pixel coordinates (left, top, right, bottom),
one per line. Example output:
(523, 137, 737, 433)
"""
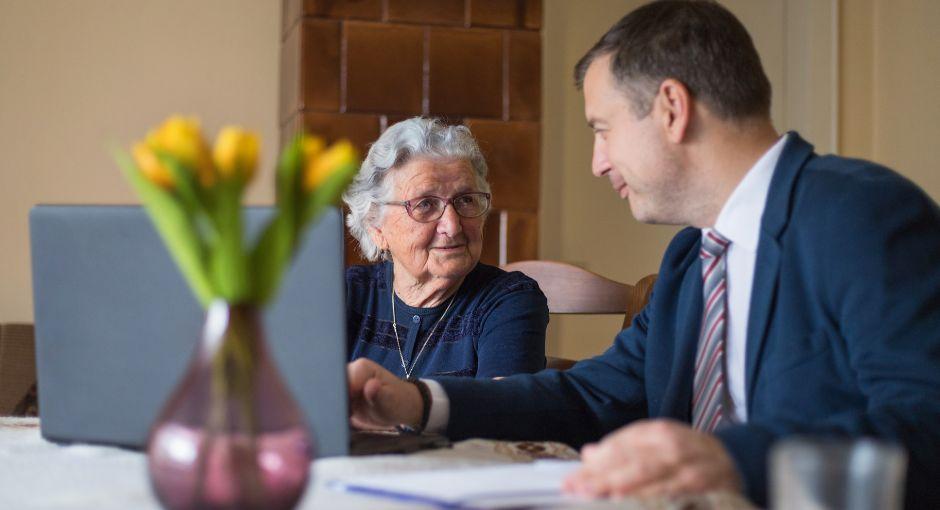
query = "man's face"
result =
(583, 54, 688, 225)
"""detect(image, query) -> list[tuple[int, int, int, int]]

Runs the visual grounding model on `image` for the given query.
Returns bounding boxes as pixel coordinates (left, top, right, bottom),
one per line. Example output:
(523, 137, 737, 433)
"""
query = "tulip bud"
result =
(300, 135, 326, 166)
(303, 139, 356, 192)
(213, 126, 260, 183)
(132, 142, 175, 189)
(146, 115, 215, 187)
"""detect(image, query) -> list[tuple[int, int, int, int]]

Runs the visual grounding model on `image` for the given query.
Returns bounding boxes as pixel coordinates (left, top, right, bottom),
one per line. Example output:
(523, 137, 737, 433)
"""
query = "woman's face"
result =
(370, 158, 486, 287)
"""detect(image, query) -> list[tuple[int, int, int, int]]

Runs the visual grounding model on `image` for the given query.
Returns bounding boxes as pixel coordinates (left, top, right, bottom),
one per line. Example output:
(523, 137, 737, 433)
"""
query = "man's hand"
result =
(347, 358, 424, 431)
(563, 419, 742, 499)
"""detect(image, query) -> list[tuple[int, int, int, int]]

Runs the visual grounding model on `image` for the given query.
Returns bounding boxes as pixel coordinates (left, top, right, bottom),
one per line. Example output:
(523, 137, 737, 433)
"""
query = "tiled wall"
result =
(280, 0, 541, 266)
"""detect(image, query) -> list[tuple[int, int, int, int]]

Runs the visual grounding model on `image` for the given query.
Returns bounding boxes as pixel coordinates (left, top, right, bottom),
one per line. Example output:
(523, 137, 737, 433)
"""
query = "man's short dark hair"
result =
(574, 0, 772, 120)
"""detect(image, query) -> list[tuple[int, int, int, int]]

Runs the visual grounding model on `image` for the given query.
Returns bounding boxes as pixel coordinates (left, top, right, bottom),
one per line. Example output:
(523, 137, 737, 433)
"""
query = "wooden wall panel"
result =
(481, 210, 538, 266)
(279, 0, 542, 266)
(523, 0, 541, 29)
(345, 22, 424, 114)
(509, 30, 540, 120)
(465, 119, 539, 212)
(470, 0, 523, 28)
(387, 0, 465, 25)
(428, 28, 503, 118)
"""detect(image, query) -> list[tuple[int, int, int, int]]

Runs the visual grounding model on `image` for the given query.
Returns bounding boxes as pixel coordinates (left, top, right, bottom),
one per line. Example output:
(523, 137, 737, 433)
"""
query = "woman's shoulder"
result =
(467, 262, 544, 297)
(458, 263, 548, 328)
(345, 262, 387, 291)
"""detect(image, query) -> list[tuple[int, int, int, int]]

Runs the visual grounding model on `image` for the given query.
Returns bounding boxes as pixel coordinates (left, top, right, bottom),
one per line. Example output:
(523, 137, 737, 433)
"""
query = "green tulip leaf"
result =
(208, 181, 249, 302)
(250, 137, 303, 304)
(114, 149, 215, 307)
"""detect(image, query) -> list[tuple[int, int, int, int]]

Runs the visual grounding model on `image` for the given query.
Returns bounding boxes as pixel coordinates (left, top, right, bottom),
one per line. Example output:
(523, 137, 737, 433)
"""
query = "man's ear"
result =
(656, 78, 692, 143)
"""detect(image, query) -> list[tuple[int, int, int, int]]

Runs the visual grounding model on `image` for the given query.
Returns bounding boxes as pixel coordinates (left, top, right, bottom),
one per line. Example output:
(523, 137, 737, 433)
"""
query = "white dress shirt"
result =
(422, 134, 790, 432)
(708, 133, 788, 422)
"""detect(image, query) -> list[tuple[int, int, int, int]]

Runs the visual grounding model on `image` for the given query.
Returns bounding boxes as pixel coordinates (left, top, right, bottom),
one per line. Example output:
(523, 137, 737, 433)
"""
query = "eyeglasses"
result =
(381, 192, 492, 223)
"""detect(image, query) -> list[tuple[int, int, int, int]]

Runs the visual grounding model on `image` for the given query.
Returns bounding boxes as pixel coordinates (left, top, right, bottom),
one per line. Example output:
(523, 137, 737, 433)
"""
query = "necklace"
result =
(390, 273, 456, 379)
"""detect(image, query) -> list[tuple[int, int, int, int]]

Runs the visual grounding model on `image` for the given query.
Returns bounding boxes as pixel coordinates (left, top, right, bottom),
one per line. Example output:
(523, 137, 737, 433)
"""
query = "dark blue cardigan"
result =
(346, 261, 548, 378)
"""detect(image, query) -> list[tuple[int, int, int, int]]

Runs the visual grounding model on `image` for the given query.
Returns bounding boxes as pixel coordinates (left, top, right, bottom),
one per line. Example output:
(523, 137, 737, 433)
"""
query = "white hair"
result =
(343, 117, 491, 261)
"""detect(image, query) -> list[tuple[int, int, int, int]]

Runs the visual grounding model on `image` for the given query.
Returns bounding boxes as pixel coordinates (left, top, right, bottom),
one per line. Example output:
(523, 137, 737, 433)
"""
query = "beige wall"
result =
(0, 0, 280, 322)
(841, 0, 940, 201)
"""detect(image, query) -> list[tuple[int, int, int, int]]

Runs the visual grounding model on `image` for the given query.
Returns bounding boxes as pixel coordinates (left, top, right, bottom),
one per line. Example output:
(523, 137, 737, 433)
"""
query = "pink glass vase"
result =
(147, 301, 314, 510)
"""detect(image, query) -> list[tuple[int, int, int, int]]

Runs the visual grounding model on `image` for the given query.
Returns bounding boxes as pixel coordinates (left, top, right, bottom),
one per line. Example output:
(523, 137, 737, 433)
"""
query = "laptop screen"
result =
(29, 205, 350, 457)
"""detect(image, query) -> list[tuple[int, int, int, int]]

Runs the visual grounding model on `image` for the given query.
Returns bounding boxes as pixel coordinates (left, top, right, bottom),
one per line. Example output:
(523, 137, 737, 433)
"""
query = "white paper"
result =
(328, 460, 583, 509)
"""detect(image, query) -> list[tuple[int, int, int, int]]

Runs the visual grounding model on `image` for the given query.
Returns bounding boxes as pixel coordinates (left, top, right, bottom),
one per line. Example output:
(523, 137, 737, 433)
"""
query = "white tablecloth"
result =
(0, 417, 754, 509)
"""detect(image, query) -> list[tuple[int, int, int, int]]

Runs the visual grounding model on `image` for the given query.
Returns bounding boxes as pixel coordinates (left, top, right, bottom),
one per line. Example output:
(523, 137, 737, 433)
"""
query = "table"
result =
(0, 417, 755, 509)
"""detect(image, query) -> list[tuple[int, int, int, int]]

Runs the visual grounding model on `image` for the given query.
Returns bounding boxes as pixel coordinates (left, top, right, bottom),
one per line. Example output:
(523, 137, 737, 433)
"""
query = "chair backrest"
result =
(0, 323, 37, 416)
(501, 260, 657, 370)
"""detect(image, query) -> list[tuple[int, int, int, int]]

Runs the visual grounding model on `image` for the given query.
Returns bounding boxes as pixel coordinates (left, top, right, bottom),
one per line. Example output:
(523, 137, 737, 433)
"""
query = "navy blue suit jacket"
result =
(435, 134, 940, 508)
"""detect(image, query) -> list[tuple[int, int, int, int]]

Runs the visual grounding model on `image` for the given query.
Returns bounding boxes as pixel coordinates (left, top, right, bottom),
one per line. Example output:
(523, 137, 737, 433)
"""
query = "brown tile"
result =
(505, 210, 538, 262)
(302, 0, 382, 20)
(465, 119, 539, 211)
(280, 22, 302, 123)
(300, 19, 342, 112)
(300, 112, 381, 157)
(345, 22, 424, 115)
(470, 0, 521, 28)
(387, 0, 465, 26)
(481, 211, 502, 266)
(523, 0, 541, 30)
(429, 28, 503, 118)
(480, 209, 538, 265)
(508, 30, 540, 120)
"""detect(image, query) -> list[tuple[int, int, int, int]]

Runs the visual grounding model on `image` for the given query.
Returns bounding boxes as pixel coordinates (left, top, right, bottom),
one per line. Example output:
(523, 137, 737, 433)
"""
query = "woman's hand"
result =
(347, 358, 424, 430)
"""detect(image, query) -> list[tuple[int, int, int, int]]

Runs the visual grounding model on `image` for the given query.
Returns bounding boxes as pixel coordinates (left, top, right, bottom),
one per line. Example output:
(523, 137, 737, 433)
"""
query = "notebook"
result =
(328, 460, 583, 509)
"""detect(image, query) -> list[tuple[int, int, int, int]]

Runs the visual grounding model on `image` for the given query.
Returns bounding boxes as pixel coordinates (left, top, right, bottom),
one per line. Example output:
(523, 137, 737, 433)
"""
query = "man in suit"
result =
(347, 1, 940, 507)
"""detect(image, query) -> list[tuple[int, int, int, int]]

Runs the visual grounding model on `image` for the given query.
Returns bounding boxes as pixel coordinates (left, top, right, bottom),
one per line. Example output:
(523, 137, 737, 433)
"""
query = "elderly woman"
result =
(343, 117, 547, 379)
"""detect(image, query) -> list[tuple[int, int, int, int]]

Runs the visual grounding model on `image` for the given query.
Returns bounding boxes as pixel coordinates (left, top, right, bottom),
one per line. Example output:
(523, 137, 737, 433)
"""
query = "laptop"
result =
(30, 205, 360, 456)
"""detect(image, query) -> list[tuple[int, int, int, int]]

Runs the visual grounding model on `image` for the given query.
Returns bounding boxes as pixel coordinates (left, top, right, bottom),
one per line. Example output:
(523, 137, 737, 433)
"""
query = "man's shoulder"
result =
(785, 153, 939, 252)
(796, 154, 933, 215)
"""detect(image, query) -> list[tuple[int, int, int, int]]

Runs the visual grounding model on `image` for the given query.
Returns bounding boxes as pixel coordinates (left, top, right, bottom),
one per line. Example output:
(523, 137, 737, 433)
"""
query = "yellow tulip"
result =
(303, 139, 356, 192)
(145, 115, 215, 187)
(300, 135, 326, 164)
(132, 142, 175, 189)
(213, 126, 260, 183)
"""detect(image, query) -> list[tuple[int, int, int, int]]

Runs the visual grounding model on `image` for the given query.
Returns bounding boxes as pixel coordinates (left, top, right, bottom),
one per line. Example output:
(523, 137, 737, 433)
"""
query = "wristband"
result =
(397, 377, 431, 434)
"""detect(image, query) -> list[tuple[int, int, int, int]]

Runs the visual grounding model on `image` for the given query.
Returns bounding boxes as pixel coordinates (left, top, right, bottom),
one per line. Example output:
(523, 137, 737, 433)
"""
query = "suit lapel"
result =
(660, 245, 704, 421)
(745, 132, 815, 407)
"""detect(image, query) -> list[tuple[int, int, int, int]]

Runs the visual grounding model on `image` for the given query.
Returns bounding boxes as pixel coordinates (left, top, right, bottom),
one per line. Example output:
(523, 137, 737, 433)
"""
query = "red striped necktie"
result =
(693, 229, 731, 432)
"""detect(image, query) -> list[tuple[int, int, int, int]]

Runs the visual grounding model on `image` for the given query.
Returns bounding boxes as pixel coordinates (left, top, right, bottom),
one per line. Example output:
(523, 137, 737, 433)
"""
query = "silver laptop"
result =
(29, 205, 351, 456)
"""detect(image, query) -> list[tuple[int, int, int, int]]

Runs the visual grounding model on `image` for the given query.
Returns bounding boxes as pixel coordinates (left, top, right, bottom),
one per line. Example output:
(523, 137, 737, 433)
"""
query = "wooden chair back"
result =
(502, 260, 657, 370)
(0, 323, 38, 416)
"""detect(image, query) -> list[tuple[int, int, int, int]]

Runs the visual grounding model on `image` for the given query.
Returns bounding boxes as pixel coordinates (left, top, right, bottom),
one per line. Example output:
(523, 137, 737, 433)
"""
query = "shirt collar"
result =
(710, 134, 789, 252)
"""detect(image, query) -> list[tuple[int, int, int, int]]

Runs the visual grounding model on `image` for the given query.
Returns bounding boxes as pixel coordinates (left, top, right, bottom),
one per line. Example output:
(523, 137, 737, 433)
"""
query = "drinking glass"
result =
(770, 437, 907, 510)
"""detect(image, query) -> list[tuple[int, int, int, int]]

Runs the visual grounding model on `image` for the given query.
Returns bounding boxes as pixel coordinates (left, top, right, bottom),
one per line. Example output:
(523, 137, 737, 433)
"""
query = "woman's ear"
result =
(369, 226, 388, 253)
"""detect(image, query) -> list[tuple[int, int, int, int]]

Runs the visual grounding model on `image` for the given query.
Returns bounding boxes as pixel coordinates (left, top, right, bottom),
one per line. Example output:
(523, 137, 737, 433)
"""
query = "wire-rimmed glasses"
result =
(381, 192, 491, 223)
